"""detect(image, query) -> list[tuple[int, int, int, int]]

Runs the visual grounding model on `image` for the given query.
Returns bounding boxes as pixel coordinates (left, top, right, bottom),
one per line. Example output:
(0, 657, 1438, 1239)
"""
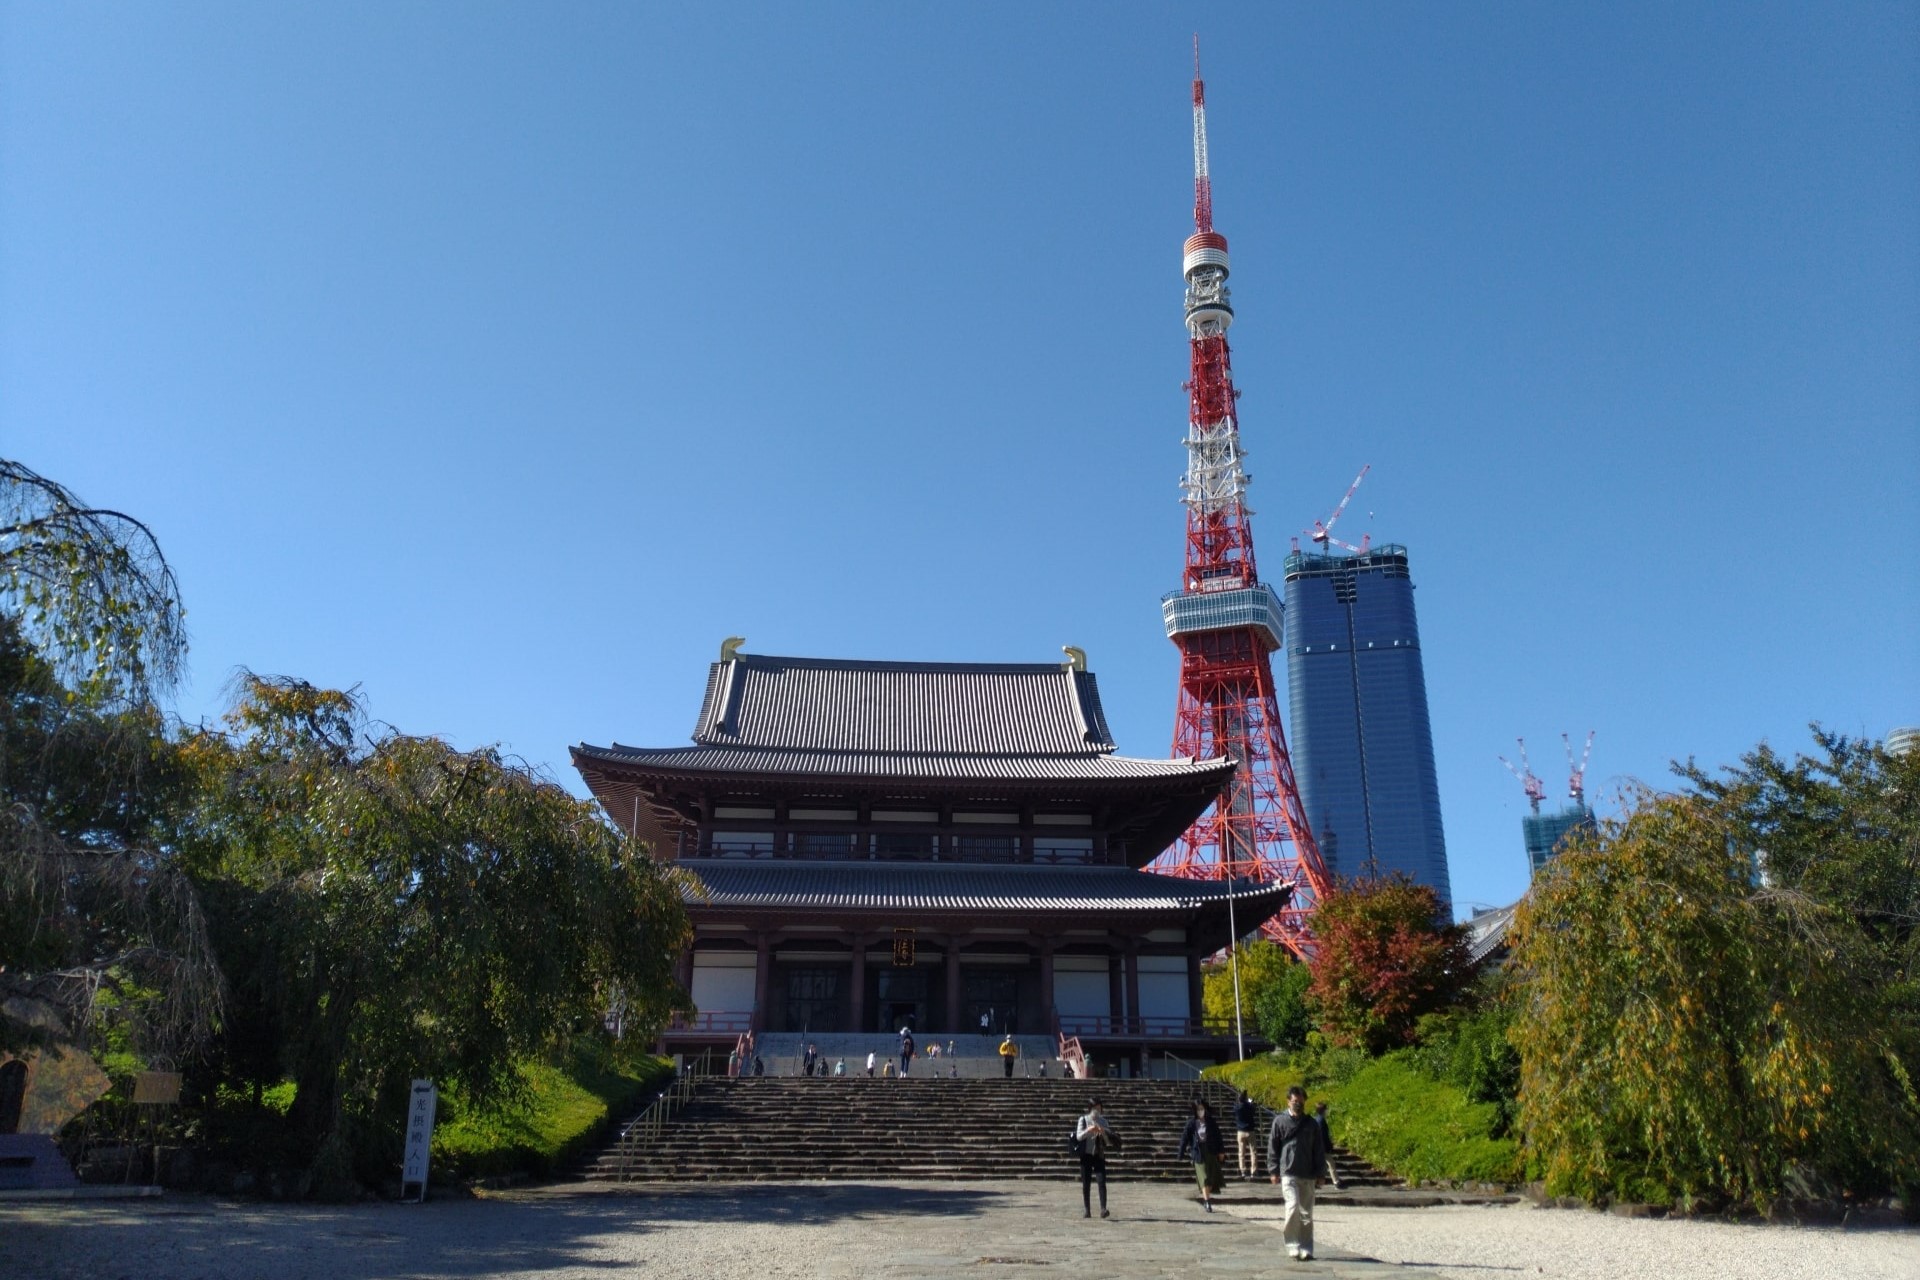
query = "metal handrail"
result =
(1052, 1007, 1088, 1080)
(614, 1049, 714, 1182)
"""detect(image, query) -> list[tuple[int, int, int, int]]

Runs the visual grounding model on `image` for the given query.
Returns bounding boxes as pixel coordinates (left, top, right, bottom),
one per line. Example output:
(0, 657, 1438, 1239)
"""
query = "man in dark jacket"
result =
(1233, 1090, 1258, 1179)
(1267, 1085, 1329, 1262)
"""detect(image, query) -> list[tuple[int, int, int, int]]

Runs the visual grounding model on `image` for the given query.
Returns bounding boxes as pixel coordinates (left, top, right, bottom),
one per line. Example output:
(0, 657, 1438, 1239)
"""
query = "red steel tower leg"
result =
(1151, 45, 1332, 958)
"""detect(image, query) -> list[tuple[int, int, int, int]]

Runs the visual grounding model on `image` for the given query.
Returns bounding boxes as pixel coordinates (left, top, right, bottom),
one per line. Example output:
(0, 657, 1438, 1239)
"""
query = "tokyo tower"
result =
(1151, 44, 1332, 957)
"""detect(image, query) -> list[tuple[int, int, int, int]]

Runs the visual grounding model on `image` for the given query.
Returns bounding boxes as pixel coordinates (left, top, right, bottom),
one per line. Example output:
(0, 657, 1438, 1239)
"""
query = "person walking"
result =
(1074, 1099, 1117, 1219)
(803, 1043, 818, 1078)
(865, 1050, 877, 1078)
(1177, 1098, 1227, 1212)
(1268, 1085, 1330, 1262)
(899, 1029, 915, 1077)
(999, 1034, 1019, 1078)
(1234, 1089, 1258, 1179)
(1313, 1101, 1342, 1190)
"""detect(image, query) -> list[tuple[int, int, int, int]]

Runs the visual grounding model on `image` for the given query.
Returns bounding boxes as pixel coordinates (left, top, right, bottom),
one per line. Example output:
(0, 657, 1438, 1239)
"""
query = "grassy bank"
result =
(432, 1045, 675, 1181)
(1208, 1049, 1521, 1186)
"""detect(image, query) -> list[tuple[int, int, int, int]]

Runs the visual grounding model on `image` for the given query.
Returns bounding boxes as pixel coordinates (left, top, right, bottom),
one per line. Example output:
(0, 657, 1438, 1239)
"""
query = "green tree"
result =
(174, 675, 692, 1187)
(0, 461, 213, 1059)
(1509, 740, 1920, 1210)
(0, 459, 185, 710)
(1202, 938, 1313, 1050)
(1308, 875, 1469, 1055)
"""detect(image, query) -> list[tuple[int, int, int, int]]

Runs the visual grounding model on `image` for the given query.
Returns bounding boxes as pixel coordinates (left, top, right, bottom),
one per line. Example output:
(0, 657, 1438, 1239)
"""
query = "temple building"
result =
(571, 647, 1293, 1063)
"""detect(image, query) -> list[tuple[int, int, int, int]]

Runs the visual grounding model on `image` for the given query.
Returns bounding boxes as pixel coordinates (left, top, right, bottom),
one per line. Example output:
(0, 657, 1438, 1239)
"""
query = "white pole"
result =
(1227, 876, 1246, 1061)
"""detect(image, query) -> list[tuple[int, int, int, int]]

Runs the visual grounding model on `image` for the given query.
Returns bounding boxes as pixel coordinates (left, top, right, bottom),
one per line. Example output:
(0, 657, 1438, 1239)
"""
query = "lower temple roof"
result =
(680, 860, 1293, 932)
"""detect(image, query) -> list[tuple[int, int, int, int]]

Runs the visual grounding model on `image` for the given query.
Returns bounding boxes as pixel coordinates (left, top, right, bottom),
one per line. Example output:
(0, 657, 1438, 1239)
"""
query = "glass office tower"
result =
(1281, 544, 1451, 905)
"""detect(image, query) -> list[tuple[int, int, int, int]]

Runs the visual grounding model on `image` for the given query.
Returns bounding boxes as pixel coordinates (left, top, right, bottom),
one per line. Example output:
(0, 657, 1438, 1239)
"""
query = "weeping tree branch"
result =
(0, 458, 186, 709)
(0, 804, 224, 1058)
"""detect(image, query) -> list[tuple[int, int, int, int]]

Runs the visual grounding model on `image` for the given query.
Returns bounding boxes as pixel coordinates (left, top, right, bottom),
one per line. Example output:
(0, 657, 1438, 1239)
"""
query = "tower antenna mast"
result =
(1156, 39, 1332, 959)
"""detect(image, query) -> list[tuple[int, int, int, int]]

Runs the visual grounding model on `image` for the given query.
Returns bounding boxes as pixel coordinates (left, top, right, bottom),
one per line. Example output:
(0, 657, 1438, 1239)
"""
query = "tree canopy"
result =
(173, 675, 691, 1183)
(1510, 732, 1920, 1210)
(1307, 875, 1470, 1055)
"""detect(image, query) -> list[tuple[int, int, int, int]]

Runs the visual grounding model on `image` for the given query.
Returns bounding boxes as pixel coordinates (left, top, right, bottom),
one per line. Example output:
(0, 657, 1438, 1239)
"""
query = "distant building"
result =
(1888, 726, 1919, 758)
(1523, 803, 1596, 875)
(1281, 544, 1451, 904)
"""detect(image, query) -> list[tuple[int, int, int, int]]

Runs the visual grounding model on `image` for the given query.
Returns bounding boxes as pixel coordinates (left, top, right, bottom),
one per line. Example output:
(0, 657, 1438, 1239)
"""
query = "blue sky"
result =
(4, 3, 1915, 916)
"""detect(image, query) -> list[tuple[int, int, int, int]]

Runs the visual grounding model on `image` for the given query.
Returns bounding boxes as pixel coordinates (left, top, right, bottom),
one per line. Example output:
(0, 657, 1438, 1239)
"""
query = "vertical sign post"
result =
(400, 1078, 437, 1202)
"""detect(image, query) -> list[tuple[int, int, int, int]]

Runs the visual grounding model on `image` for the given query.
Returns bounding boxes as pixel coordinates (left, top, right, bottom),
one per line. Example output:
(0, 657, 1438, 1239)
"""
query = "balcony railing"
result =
(661, 1011, 754, 1035)
(1055, 1015, 1240, 1039)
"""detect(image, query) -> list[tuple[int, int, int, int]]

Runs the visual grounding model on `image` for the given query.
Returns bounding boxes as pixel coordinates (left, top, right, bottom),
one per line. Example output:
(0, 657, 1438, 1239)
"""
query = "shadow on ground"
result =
(5, 1183, 1019, 1280)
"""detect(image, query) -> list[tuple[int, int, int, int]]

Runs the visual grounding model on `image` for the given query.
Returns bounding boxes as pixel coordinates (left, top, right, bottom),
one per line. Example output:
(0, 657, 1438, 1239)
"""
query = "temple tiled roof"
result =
(692, 654, 1117, 755)
(681, 860, 1295, 919)
(574, 652, 1232, 786)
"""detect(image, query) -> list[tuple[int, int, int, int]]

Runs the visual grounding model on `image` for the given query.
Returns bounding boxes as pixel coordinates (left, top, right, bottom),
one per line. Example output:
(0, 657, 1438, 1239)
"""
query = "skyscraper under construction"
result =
(1282, 542, 1451, 905)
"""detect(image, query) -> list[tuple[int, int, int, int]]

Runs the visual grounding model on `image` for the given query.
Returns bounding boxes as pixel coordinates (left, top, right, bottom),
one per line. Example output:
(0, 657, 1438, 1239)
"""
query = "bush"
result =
(1208, 1043, 1520, 1186)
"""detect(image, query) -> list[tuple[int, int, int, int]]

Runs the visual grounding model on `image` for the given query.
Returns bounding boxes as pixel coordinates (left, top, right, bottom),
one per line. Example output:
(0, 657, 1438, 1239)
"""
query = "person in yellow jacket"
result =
(999, 1033, 1019, 1078)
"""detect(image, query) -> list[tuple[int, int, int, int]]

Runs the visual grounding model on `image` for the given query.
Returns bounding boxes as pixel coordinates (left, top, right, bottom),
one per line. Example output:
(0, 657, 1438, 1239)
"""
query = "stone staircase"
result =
(579, 1072, 1396, 1187)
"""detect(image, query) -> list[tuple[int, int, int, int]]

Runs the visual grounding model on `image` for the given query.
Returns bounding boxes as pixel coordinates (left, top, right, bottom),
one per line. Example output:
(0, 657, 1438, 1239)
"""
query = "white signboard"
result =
(401, 1078, 437, 1201)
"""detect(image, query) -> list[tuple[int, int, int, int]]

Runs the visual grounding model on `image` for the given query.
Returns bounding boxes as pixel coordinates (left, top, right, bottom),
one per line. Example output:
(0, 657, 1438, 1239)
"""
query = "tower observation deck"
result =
(1151, 46, 1333, 958)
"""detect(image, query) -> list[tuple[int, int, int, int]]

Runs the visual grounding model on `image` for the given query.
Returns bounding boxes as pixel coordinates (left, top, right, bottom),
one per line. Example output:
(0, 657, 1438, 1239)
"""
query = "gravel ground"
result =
(7, 1182, 1917, 1279)
(1228, 1199, 1920, 1280)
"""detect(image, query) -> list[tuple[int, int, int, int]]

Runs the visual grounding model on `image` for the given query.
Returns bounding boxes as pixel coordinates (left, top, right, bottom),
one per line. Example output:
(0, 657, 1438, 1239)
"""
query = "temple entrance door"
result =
(963, 972, 1019, 1037)
(784, 968, 841, 1035)
(875, 968, 928, 1034)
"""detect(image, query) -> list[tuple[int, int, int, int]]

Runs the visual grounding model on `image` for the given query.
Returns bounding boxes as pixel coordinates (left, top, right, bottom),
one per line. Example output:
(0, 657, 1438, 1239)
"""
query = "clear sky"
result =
(5, 3, 1916, 916)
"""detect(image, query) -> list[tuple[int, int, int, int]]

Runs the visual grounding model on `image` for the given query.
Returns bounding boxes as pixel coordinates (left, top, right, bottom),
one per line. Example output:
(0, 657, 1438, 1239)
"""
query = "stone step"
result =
(571, 1073, 1401, 1188)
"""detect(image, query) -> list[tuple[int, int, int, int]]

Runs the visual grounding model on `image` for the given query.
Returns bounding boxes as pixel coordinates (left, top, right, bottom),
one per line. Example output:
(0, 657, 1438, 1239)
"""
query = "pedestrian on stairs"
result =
(1313, 1102, 1342, 1190)
(803, 1043, 818, 1077)
(899, 1029, 915, 1076)
(833, 1057, 846, 1077)
(999, 1034, 1019, 1078)
(1267, 1085, 1329, 1263)
(1074, 1099, 1116, 1219)
(1177, 1098, 1226, 1212)
(1234, 1090, 1258, 1179)
(865, 1051, 876, 1078)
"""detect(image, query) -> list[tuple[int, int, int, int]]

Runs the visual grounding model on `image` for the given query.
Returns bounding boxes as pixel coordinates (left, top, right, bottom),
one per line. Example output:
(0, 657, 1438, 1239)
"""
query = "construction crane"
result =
(1563, 730, 1595, 805)
(1498, 738, 1546, 814)
(1301, 464, 1372, 555)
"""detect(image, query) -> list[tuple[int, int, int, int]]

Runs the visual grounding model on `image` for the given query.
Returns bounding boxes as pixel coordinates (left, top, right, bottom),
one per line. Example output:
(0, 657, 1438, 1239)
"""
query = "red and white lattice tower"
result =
(1150, 44, 1333, 958)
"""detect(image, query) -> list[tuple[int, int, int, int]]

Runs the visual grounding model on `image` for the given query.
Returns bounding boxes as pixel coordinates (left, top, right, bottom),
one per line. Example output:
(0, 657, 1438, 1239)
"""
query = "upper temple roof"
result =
(689, 653, 1118, 757)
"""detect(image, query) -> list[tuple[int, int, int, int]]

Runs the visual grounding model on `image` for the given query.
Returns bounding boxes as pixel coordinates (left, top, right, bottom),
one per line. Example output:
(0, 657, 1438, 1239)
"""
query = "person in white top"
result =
(1074, 1099, 1117, 1219)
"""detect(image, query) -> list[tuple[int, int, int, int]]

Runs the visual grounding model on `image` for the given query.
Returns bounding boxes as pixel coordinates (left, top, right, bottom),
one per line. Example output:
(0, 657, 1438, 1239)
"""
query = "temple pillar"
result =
(1124, 938, 1142, 1034)
(1039, 939, 1056, 1030)
(849, 933, 868, 1033)
(945, 937, 963, 1033)
(1107, 949, 1124, 1034)
(1187, 948, 1205, 1034)
(753, 932, 771, 1034)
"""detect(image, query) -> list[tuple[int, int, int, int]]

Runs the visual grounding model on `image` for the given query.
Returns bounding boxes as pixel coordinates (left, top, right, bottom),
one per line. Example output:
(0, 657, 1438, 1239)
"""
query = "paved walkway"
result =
(6, 1179, 1422, 1279)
